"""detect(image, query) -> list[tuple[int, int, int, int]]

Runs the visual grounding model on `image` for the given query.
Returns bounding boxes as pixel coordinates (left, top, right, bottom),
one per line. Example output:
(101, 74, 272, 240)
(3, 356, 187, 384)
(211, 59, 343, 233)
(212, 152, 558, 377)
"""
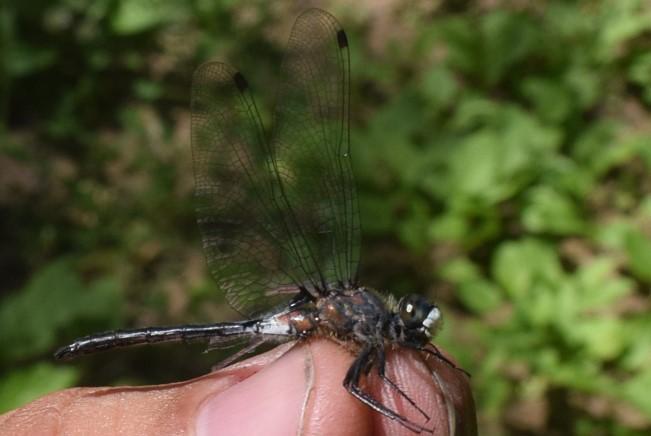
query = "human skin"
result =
(0, 339, 476, 436)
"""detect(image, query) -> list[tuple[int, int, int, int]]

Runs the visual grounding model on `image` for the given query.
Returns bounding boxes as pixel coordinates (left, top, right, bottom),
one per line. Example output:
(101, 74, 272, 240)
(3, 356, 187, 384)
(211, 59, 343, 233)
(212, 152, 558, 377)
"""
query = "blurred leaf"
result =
(629, 52, 651, 104)
(542, 156, 594, 198)
(112, 0, 188, 34)
(439, 258, 503, 313)
(6, 42, 56, 76)
(134, 79, 163, 101)
(479, 11, 538, 85)
(0, 363, 78, 413)
(492, 238, 563, 299)
(420, 65, 458, 111)
(625, 134, 651, 171)
(618, 369, 651, 417)
(457, 279, 504, 315)
(571, 317, 627, 360)
(563, 64, 602, 110)
(594, 219, 636, 251)
(521, 77, 573, 124)
(433, 11, 537, 86)
(624, 229, 651, 283)
(596, 0, 651, 61)
(439, 256, 480, 283)
(620, 316, 651, 371)
(397, 196, 431, 252)
(428, 212, 467, 243)
(573, 257, 633, 311)
(639, 196, 651, 218)
(358, 193, 395, 235)
(522, 186, 585, 235)
(0, 260, 121, 362)
(450, 95, 499, 130)
(446, 103, 561, 204)
(572, 124, 640, 181)
(431, 17, 475, 74)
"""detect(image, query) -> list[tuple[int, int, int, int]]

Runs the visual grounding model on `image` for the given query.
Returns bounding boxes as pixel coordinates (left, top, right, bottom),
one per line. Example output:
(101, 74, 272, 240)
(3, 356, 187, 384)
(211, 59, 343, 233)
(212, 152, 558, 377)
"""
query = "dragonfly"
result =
(55, 9, 468, 434)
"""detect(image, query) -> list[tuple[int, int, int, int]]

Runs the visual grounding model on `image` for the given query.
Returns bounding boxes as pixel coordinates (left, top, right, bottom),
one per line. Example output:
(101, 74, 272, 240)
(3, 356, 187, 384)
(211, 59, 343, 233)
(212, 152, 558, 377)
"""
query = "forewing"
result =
(271, 9, 360, 288)
(191, 10, 360, 316)
(192, 62, 308, 316)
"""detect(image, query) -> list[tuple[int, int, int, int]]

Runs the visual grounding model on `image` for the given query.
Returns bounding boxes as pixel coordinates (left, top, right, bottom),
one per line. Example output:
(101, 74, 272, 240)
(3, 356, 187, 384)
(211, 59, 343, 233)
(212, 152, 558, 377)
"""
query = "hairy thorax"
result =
(316, 288, 393, 346)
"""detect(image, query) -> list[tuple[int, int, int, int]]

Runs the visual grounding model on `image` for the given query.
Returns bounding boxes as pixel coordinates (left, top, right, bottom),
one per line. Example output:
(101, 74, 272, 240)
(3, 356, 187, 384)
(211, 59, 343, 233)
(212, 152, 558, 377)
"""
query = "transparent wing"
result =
(270, 9, 360, 288)
(192, 63, 313, 316)
(191, 9, 360, 317)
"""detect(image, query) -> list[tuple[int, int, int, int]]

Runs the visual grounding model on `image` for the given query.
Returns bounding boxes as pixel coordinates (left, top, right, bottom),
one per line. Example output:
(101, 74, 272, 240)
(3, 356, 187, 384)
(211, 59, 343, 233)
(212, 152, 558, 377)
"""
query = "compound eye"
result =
(398, 294, 433, 330)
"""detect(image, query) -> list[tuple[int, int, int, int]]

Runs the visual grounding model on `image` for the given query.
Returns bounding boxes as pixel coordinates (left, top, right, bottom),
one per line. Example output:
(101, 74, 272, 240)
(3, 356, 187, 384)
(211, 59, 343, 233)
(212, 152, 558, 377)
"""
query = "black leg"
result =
(288, 287, 316, 309)
(343, 346, 434, 434)
(421, 343, 471, 378)
(376, 347, 430, 421)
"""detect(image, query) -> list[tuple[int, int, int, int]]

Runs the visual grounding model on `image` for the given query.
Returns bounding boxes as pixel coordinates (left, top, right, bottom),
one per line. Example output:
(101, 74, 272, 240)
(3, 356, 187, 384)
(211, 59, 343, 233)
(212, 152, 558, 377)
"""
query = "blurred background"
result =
(2, 0, 651, 434)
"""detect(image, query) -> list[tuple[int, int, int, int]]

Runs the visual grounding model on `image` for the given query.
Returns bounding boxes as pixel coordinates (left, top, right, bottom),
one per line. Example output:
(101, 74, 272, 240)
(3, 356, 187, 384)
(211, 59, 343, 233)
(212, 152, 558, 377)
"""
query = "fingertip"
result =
(376, 348, 477, 436)
(425, 351, 477, 436)
(300, 340, 375, 436)
(195, 344, 311, 436)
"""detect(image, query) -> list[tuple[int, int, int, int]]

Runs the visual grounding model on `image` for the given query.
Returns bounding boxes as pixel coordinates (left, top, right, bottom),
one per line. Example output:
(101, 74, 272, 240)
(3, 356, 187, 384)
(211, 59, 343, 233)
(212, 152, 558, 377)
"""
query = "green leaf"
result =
(573, 257, 633, 311)
(428, 212, 468, 243)
(456, 279, 504, 315)
(0, 260, 121, 362)
(624, 229, 651, 283)
(563, 64, 601, 110)
(570, 317, 628, 360)
(439, 257, 481, 283)
(629, 52, 651, 104)
(439, 257, 504, 314)
(479, 11, 538, 85)
(522, 186, 585, 235)
(397, 196, 432, 252)
(134, 79, 163, 101)
(420, 65, 458, 111)
(0, 363, 78, 413)
(520, 280, 568, 327)
(492, 238, 564, 299)
(447, 103, 561, 204)
(6, 42, 56, 76)
(571, 123, 636, 178)
(596, 0, 651, 61)
(620, 316, 651, 371)
(617, 369, 651, 417)
(358, 193, 396, 235)
(431, 17, 476, 74)
(593, 219, 636, 251)
(520, 78, 573, 124)
(112, 0, 188, 34)
(639, 196, 651, 219)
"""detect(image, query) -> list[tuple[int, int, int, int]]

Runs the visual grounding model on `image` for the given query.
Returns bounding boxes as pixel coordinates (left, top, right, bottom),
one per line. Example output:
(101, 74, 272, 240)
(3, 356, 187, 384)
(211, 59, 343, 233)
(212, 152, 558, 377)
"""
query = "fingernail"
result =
(196, 345, 310, 436)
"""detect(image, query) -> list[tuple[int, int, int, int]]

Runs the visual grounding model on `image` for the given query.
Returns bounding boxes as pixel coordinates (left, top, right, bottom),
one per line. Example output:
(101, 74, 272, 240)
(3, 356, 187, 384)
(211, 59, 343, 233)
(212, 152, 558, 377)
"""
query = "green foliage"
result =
(0, 363, 77, 414)
(0, 260, 121, 363)
(2, 1, 651, 434)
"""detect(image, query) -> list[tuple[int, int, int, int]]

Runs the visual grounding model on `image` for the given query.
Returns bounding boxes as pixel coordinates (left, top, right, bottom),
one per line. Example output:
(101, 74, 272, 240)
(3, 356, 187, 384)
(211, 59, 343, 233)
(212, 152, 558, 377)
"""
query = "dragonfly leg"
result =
(288, 288, 316, 309)
(421, 343, 471, 378)
(375, 347, 430, 421)
(343, 346, 434, 434)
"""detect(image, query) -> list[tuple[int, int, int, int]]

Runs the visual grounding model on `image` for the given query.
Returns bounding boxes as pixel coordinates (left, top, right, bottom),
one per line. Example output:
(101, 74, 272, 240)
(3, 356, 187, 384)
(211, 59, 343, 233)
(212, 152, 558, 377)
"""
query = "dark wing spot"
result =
(232, 72, 249, 91)
(337, 30, 348, 48)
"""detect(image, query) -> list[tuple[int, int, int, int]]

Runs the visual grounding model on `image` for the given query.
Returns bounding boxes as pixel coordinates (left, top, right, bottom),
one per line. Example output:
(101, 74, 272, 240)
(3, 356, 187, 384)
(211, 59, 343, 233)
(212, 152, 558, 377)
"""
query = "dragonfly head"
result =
(397, 294, 441, 339)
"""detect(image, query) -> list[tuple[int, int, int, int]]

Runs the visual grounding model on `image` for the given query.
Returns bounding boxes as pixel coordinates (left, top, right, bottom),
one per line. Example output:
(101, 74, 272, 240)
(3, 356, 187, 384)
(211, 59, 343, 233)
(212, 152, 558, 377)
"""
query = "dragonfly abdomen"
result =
(54, 323, 250, 360)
